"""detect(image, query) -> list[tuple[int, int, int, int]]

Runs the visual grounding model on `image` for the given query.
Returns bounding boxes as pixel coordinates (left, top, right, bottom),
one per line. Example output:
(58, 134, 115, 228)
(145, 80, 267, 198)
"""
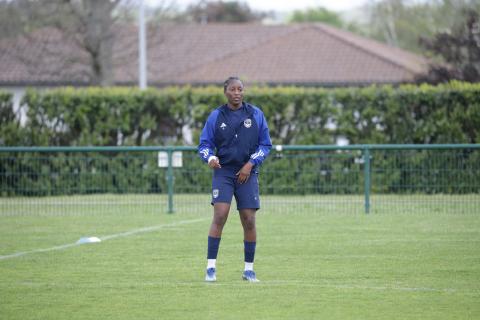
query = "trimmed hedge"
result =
(21, 87, 191, 146)
(1, 83, 479, 196)
(334, 82, 480, 144)
(6, 81, 479, 147)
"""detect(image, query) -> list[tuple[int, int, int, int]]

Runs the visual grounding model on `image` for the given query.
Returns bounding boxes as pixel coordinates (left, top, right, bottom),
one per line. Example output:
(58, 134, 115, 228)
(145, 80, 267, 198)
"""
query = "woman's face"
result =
(224, 79, 244, 108)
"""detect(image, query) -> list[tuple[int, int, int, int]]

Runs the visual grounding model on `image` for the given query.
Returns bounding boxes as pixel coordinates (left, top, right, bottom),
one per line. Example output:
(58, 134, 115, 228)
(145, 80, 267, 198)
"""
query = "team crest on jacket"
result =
(244, 119, 252, 128)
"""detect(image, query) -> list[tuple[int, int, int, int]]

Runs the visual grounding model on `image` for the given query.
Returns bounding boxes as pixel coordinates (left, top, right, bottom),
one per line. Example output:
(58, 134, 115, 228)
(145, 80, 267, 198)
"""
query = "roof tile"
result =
(0, 23, 428, 86)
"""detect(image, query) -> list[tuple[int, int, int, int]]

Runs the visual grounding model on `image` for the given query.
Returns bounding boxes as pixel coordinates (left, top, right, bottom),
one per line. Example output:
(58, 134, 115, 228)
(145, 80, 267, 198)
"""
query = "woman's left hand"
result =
(236, 162, 253, 184)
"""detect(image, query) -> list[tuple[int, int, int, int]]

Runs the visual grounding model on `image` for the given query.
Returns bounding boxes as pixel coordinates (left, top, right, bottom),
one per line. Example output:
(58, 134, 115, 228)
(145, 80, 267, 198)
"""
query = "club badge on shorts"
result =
(212, 189, 219, 198)
(244, 119, 252, 128)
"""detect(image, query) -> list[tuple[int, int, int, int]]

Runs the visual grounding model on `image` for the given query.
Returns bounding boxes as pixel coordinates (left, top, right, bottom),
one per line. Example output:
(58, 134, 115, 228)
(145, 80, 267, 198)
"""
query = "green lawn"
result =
(1, 195, 479, 319)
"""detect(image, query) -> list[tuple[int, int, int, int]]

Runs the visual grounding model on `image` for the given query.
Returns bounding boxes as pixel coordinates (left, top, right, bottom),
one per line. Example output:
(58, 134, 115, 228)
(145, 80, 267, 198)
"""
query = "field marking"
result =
(12, 279, 462, 294)
(262, 280, 457, 293)
(165, 280, 457, 293)
(0, 218, 207, 261)
(0, 243, 81, 260)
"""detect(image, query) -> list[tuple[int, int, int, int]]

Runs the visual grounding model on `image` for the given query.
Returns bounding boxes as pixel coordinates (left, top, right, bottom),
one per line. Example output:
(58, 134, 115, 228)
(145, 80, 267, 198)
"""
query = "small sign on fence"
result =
(158, 151, 183, 168)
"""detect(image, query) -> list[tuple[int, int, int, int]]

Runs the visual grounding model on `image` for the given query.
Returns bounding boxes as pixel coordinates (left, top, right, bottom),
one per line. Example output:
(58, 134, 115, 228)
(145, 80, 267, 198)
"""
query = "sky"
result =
(239, 0, 368, 12)
(146, 0, 369, 12)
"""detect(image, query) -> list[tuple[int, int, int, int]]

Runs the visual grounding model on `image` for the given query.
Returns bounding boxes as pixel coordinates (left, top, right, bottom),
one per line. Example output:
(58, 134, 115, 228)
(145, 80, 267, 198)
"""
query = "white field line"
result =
(0, 218, 207, 261)
(92, 280, 456, 294)
(262, 280, 457, 293)
(198, 281, 457, 293)
(11, 279, 460, 294)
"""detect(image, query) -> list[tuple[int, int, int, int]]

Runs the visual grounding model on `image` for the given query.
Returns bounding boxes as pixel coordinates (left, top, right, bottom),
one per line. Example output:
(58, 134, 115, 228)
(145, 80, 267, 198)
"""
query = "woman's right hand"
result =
(208, 156, 221, 169)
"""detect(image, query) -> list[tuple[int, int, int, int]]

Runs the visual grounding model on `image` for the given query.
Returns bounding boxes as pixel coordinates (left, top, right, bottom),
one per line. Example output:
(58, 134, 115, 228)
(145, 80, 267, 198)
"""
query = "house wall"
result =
(2, 86, 55, 125)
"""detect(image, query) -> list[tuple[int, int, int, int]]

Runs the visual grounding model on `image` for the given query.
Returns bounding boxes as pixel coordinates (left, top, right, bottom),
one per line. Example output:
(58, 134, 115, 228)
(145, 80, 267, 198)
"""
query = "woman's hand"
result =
(208, 156, 221, 169)
(236, 161, 253, 184)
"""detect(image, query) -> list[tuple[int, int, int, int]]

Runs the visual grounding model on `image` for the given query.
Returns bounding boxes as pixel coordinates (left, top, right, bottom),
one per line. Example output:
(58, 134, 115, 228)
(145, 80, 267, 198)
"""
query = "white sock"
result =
(244, 262, 254, 271)
(207, 259, 216, 269)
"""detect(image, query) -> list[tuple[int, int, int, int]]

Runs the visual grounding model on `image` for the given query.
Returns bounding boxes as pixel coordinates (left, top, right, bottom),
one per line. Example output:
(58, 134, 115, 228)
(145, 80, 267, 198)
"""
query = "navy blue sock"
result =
(244, 241, 256, 263)
(207, 236, 221, 259)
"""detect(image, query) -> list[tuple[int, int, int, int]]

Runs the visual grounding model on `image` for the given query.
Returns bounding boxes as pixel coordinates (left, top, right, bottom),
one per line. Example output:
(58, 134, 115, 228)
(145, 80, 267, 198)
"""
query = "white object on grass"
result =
(0, 218, 206, 260)
(76, 237, 102, 244)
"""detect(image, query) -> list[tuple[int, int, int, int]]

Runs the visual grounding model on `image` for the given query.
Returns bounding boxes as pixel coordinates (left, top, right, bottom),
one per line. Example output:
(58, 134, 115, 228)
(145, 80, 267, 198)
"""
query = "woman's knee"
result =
(241, 214, 256, 231)
(212, 213, 228, 227)
(212, 210, 229, 227)
(212, 203, 230, 227)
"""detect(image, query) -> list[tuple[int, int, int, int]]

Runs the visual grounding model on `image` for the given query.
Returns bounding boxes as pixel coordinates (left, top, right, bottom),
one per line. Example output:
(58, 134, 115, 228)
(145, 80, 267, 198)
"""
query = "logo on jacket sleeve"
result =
(200, 148, 209, 159)
(244, 119, 252, 128)
(220, 123, 227, 130)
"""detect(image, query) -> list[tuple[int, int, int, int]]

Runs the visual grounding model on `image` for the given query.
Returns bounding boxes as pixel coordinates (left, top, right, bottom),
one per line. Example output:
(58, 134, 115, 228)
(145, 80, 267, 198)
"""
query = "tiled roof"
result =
(0, 23, 428, 87)
(0, 28, 92, 85)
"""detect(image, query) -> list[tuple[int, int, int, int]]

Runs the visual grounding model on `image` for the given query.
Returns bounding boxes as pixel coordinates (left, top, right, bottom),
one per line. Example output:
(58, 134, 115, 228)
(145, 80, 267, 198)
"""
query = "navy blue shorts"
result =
(211, 167, 260, 210)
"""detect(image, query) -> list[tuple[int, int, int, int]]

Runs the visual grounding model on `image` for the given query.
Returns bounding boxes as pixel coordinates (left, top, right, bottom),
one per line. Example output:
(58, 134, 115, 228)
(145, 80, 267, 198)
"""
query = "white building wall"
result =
(2, 86, 56, 125)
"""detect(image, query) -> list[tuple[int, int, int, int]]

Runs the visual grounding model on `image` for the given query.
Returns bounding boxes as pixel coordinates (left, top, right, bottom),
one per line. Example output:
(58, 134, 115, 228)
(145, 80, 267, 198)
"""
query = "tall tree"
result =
(289, 7, 344, 28)
(417, 9, 480, 83)
(1, 0, 130, 86)
(364, 0, 480, 53)
(62, 0, 122, 86)
(0, 0, 60, 39)
(185, 0, 266, 23)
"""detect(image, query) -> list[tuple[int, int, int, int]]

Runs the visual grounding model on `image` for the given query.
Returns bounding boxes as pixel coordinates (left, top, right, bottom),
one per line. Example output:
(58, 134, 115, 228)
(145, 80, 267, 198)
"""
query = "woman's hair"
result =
(223, 76, 243, 92)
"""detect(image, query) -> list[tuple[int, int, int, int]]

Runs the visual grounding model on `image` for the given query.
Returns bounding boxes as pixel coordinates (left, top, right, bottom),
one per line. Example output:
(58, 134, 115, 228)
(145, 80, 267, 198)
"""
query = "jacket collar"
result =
(220, 102, 254, 116)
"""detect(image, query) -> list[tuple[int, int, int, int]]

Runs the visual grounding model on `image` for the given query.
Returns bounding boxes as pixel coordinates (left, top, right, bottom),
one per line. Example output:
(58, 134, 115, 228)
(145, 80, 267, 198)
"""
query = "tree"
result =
(0, 0, 60, 39)
(417, 9, 480, 83)
(364, 0, 480, 53)
(149, 1, 187, 23)
(61, 0, 122, 86)
(185, 0, 266, 23)
(289, 7, 344, 28)
(0, 0, 132, 86)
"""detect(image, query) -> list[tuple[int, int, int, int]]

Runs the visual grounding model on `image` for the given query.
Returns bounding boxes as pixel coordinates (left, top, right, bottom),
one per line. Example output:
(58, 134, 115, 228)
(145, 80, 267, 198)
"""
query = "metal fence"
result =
(1, 145, 479, 215)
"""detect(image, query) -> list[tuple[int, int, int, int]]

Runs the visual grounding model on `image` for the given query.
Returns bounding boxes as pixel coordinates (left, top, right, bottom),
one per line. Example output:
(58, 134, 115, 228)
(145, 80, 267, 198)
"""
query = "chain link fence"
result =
(1, 145, 479, 215)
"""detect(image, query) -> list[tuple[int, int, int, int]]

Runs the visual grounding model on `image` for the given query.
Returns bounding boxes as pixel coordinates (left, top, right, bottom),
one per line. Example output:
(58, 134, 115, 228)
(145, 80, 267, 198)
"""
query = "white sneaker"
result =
(205, 268, 216, 282)
(242, 270, 260, 282)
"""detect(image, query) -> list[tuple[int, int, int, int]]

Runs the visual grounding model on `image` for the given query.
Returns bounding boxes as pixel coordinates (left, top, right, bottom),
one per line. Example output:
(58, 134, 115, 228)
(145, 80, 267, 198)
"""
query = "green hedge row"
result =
(1, 81, 479, 147)
(18, 87, 190, 146)
(1, 83, 480, 196)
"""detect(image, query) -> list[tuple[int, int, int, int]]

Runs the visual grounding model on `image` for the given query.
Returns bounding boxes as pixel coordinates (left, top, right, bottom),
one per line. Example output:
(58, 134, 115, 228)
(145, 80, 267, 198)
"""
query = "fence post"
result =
(363, 147, 371, 214)
(167, 149, 175, 213)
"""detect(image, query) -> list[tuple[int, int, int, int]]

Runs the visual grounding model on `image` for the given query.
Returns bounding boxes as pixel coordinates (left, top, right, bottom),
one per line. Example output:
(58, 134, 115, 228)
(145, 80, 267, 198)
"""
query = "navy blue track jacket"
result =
(198, 102, 272, 171)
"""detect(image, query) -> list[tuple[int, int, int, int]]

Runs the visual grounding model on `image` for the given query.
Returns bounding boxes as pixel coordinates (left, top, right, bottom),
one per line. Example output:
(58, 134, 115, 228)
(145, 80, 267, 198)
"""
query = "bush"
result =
(1, 82, 479, 196)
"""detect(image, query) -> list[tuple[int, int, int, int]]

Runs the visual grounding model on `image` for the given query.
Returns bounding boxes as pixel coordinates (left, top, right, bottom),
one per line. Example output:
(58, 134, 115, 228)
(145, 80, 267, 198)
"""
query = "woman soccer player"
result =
(198, 76, 272, 282)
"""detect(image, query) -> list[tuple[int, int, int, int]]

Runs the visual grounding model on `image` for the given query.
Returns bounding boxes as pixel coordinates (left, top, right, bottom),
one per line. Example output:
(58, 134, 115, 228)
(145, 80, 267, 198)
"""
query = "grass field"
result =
(1, 195, 479, 319)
